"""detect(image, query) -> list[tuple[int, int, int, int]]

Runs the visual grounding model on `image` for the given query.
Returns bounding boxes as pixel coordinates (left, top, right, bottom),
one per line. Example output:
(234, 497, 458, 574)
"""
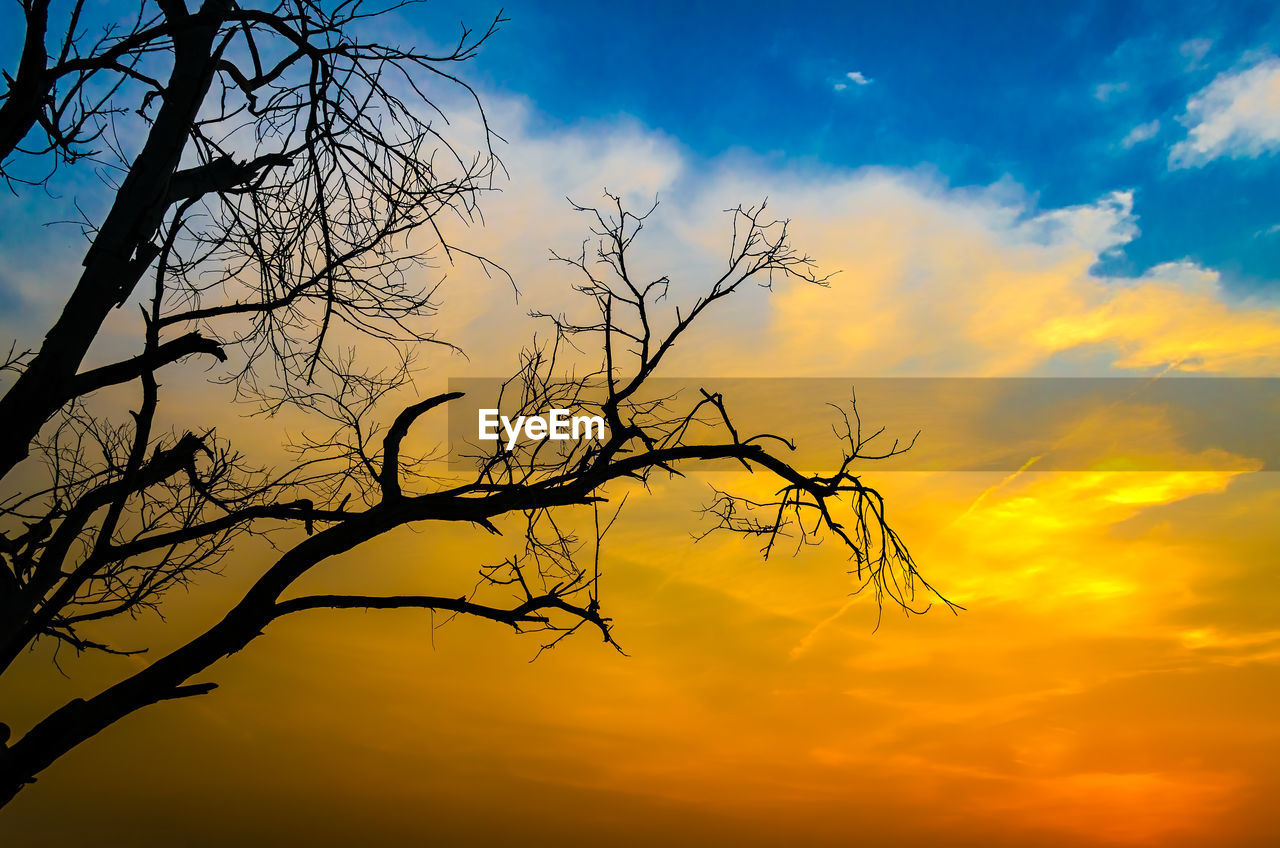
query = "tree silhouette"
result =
(0, 1, 949, 808)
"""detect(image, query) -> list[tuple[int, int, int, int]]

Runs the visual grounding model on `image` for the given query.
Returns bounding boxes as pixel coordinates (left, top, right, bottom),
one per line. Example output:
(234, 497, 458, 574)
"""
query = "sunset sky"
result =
(2, 1, 1279, 846)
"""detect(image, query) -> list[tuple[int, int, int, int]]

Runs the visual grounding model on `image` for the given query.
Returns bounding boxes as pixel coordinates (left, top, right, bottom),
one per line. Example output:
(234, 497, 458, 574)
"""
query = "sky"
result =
(2, 1, 1280, 846)
(419, 0, 1280, 294)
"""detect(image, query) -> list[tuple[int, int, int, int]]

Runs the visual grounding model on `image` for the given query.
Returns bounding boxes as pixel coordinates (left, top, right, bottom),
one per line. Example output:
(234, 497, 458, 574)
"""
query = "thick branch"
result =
(69, 332, 226, 400)
(166, 153, 292, 202)
(273, 593, 550, 626)
(379, 391, 464, 497)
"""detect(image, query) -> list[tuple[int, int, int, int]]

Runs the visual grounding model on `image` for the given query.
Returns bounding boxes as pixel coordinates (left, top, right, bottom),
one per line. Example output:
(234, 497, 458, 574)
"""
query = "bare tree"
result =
(0, 1, 951, 810)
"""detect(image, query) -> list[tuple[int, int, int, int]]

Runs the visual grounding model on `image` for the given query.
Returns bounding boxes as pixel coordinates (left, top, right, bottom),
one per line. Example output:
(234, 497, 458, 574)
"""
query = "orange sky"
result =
(4, 464, 1278, 846)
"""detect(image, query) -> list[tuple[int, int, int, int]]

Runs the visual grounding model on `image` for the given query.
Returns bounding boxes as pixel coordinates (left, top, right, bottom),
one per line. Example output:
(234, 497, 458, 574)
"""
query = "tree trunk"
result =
(0, 3, 228, 480)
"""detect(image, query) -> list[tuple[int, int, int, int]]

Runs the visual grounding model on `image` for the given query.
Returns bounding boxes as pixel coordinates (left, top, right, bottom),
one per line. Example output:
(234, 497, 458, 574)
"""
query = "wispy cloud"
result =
(1093, 81, 1130, 102)
(1169, 55, 1280, 168)
(1180, 38, 1213, 70)
(833, 70, 872, 91)
(1121, 119, 1160, 148)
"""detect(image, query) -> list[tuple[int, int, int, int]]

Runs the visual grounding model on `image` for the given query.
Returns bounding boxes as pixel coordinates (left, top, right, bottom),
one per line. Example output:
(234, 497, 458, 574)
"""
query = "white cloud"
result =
(423, 97, 1280, 380)
(26, 90, 1270, 388)
(835, 71, 872, 91)
(1169, 55, 1280, 168)
(1121, 119, 1160, 148)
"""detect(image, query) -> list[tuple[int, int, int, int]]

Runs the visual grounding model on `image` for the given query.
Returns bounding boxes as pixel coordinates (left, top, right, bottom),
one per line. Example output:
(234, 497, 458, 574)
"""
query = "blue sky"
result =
(1, 0, 1278, 319)
(408, 0, 1280, 297)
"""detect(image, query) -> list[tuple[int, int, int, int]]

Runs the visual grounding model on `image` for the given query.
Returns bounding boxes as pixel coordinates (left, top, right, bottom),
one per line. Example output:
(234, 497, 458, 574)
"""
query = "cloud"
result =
(13, 91, 1280, 396)
(834, 70, 872, 91)
(1120, 119, 1160, 148)
(679, 174, 1280, 377)
(1034, 261, 1280, 372)
(1093, 81, 1130, 102)
(1169, 55, 1280, 168)
(1180, 38, 1213, 70)
(380, 97, 1280, 383)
